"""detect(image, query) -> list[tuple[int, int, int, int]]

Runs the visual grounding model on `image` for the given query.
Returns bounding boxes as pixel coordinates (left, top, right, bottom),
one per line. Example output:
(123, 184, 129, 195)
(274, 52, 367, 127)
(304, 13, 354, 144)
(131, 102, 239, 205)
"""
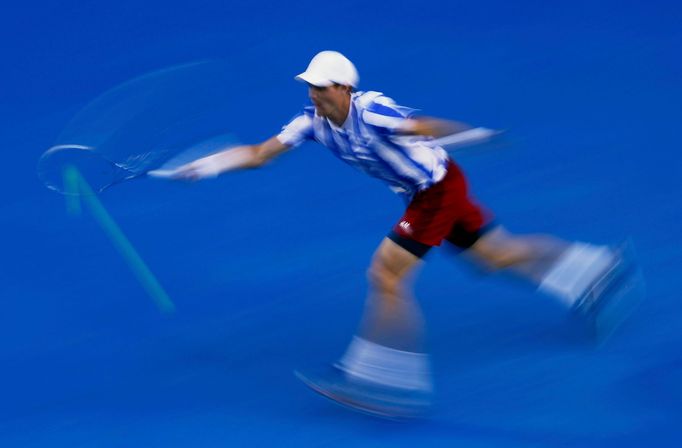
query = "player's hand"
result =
(175, 157, 223, 180)
(147, 155, 223, 181)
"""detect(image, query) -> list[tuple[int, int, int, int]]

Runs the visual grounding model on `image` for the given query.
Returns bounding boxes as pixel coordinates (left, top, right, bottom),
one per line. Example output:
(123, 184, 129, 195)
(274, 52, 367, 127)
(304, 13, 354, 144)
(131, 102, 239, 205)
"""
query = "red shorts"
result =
(391, 161, 493, 250)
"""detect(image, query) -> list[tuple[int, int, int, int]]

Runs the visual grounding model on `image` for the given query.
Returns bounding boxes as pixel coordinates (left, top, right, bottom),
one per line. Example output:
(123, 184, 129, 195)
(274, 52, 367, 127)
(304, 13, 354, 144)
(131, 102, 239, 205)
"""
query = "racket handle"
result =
(432, 127, 503, 148)
(147, 168, 180, 178)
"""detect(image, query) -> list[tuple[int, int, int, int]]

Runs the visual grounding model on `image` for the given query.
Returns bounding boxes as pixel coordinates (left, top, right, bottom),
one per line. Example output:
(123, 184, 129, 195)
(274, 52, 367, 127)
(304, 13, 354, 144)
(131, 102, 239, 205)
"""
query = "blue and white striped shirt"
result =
(277, 91, 449, 198)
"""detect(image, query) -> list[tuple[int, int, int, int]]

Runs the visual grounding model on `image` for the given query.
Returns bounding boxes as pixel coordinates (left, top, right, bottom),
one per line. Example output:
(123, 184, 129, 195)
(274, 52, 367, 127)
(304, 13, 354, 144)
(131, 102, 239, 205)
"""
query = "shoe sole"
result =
(294, 370, 423, 421)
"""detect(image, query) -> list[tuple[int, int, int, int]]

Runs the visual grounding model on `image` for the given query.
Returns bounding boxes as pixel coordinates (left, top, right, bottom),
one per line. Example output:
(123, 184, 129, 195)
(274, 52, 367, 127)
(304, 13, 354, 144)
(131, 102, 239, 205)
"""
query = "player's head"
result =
(296, 51, 358, 119)
(295, 51, 359, 89)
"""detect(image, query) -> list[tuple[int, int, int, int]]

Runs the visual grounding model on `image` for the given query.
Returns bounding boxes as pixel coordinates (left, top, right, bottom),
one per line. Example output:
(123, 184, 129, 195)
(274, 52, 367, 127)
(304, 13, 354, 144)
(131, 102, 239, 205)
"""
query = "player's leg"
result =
(296, 236, 434, 418)
(462, 226, 566, 278)
(437, 159, 642, 335)
(446, 221, 642, 341)
(337, 236, 431, 389)
(464, 226, 643, 340)
(465, 226, 617, 308)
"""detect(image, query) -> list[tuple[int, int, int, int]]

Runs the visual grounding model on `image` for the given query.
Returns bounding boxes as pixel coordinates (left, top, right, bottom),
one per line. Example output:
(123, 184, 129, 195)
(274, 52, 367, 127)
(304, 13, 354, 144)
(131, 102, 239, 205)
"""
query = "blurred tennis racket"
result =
(37, 60, 242, 195)
(38, 132, 237, 194)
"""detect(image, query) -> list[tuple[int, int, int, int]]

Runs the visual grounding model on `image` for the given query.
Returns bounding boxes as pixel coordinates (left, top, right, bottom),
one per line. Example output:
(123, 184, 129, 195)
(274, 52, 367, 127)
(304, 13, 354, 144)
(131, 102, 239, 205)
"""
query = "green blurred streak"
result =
(63, 165, 82, 216)
(64, 166, 175, 313)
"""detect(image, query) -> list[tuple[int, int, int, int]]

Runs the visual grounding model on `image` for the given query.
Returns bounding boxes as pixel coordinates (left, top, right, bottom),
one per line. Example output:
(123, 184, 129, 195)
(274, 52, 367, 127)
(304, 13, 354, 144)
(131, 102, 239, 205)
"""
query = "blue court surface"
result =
(2, 1, 681, 446)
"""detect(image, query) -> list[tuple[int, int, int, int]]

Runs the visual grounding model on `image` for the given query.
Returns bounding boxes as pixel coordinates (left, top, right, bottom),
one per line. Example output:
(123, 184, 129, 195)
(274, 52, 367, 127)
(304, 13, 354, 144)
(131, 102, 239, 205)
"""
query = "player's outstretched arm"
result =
(403, 117, 474, 138)
(155, 136, 290, 181)
(398, 117, 503, 149)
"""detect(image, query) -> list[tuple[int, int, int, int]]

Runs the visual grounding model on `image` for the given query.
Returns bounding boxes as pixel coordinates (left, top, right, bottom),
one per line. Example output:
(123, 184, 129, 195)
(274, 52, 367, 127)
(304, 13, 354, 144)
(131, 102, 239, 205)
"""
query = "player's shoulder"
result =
(287, 105, 315, 124)
(355, 91, 417, 126)
(282, 106, 316, 133)
(353, 90, 388, 110)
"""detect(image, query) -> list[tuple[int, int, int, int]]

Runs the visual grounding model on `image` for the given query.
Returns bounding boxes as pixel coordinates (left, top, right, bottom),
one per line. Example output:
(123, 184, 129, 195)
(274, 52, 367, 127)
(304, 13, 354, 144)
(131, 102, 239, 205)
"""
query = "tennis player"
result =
(166, 51, 635, 418)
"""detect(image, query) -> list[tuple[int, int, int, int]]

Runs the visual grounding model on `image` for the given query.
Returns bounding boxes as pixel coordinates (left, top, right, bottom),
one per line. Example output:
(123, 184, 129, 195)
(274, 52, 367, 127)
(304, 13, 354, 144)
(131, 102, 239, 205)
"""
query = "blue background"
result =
(1, 0, 681, 446)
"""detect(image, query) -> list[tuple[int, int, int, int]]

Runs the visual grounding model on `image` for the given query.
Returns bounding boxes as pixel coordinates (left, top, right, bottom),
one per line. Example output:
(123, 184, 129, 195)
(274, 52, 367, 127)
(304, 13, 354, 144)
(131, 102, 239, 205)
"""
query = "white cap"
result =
(295, 51, 359, 88)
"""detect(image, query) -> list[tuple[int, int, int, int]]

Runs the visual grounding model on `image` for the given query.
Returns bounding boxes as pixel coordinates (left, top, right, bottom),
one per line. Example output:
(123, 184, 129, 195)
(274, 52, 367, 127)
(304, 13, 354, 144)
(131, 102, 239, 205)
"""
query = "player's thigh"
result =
(369, 237, 423, 287)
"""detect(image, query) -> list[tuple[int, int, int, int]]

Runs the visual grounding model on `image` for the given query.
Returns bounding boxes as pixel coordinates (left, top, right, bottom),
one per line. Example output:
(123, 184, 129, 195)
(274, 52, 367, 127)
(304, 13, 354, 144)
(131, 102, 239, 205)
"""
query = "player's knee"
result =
(366, 264, 385, 289)
(475, 246, 530, 270)
(486, 252, 517, 270)
(367, 264, 400, 297)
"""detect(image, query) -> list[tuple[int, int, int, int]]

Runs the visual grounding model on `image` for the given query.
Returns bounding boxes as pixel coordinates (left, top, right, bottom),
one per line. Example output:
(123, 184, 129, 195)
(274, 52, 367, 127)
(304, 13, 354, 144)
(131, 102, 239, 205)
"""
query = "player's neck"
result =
(328, 98, 351, 127)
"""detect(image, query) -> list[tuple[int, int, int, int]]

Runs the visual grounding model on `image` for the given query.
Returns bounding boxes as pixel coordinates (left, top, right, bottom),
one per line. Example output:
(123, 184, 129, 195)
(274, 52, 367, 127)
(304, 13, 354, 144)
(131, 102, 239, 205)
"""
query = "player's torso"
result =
(309, 94, 405, 177)
(307, 91, 448, 195)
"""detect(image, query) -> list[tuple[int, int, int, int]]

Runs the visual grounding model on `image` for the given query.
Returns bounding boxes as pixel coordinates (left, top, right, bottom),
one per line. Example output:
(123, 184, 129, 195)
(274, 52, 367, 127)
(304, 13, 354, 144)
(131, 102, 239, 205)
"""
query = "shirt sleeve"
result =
(277, 110, 315, 148)
(361, 96, 418, 135)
